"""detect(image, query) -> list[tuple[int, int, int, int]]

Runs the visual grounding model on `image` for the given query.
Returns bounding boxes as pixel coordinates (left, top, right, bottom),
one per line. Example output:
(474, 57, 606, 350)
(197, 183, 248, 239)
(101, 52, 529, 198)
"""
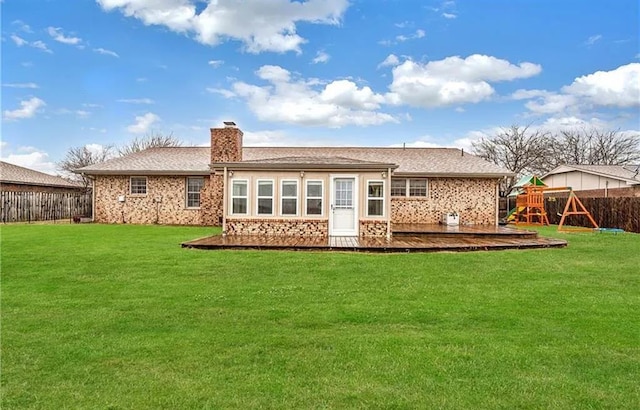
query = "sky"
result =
(1, 0, 639, 175)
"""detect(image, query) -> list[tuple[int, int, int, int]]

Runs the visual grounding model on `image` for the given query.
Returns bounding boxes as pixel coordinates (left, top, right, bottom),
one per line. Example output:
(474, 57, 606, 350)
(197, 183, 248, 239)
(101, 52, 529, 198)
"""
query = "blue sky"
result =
(2, 0, 639, 174)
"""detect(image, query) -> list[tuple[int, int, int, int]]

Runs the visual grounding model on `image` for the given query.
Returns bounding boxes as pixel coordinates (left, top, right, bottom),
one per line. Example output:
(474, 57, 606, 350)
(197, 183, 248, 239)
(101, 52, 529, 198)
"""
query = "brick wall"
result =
(226, 218, 328, 236)
(93, 175, 213, 225)
(391, 177, 498, 225)
(359, 219, 388, 237)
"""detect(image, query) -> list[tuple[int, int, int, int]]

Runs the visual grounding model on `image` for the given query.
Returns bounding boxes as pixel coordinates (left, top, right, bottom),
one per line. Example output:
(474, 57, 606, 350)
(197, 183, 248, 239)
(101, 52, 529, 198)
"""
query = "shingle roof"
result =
(544, 164, 640, 184)
(76, 147, 211, 175)
(244, 147, 512, 176)
(76, 146, 513, 177)
(1, 161, 80, 188)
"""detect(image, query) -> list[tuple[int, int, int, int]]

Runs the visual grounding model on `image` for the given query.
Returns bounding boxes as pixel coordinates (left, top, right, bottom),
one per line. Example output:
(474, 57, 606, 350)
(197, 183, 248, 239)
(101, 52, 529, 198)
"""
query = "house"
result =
(1, 161, 82, 193)
(542, 165, 640, 198)
(77, 123, 513, 237)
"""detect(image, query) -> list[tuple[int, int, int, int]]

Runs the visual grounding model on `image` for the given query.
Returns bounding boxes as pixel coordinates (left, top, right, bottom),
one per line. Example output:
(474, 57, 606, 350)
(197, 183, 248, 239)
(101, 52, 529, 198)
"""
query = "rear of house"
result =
(78, 123, 513, 237)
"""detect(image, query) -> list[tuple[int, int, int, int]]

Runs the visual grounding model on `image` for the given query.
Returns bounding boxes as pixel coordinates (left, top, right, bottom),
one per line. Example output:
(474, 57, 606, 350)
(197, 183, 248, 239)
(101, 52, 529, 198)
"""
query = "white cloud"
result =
(442, 12, 457, 19)
(93, 47, 119, 57)
(312, 50, 330, 64)
(585, 34, 602, 46)
(126, 112, 160, 134)
(396, 29, 425, 42)
(31, 40, 52, 53)
(3, 97, 46, 120)
(0, 150, 57, 175)
(515, 63, 640, 116)
(10, 34, 28, 46)
(225, 65, 397, 127)
(206, 87, 237, 98)
(2, 82, 39, 89)
(97, 0, 349, 54)
(562, 63, 640, 107)
(208, 59, 224, 67)
(47, 27, 82, 45)
(378, 54, 400, 68)
(117, 98, 155, 104)
(387, 54, 542, 108)
(12, 20, 33, 33)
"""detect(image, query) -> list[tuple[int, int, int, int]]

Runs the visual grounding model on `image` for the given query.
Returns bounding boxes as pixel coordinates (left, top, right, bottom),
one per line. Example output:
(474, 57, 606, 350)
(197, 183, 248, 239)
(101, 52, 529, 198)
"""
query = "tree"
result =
(472, 125, 553, 191)
(118, 132, 182, 156)
(57, 144, 115, 190)
(549, 128, 640, 168)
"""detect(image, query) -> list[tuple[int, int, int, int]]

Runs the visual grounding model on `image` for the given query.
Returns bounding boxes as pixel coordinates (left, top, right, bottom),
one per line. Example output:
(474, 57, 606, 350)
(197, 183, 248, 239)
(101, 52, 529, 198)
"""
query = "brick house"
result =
(542, 165, 640, 198)
(77, 122, 513, 237)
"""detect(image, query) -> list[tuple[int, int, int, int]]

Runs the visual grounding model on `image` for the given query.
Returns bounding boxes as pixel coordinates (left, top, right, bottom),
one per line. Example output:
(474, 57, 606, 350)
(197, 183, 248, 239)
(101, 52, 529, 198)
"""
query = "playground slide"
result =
(506, 206, 525, 222)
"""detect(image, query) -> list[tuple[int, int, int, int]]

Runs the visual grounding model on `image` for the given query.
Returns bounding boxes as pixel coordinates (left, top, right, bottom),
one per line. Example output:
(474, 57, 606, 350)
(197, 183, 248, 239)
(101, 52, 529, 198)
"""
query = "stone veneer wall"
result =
(392, 177, 498, 225)
(93, 175, 213, 225)
(226, 218, 328, 236)
(359, 219, 388, 237)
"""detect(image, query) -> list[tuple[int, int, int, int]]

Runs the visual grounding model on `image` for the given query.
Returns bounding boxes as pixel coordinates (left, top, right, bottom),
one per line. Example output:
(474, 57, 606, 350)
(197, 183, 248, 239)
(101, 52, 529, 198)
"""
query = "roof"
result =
(243, 147, 511, 176)
(542, 164, 640, 185)
(513, 175, 546, 188)
(76, 147, 211, 175)
(76, 146, 513, 177)
(0, 161, 81, 188)
(215, 155, 398, 170)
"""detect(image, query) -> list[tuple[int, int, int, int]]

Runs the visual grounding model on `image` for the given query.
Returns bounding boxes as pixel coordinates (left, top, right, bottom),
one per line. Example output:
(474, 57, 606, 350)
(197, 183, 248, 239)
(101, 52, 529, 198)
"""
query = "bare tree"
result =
(118, 132, 182, 156)
(57, 144, 115, 190)
(550, 128, 640, 167)
(472, 125, 553, 191)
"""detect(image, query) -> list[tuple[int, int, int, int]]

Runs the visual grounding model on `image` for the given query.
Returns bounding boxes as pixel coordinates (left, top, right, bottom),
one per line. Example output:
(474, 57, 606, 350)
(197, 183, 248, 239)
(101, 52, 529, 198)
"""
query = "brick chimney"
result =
(211, 121, 243, 163)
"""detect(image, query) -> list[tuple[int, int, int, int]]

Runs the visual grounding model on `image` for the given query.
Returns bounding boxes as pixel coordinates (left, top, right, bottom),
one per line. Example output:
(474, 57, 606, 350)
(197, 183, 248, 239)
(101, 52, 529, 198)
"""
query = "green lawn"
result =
(1, 224, 639, 409)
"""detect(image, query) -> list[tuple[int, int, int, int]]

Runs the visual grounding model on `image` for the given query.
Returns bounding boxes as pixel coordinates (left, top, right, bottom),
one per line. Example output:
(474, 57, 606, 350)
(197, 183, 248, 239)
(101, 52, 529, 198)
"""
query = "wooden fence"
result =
(1, 191, 92, 223)
(545, 197, 640, 233)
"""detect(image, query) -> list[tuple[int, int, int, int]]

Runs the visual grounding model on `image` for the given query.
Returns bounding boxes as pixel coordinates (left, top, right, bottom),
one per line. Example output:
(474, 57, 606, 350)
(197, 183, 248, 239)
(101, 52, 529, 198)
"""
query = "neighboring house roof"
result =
(0, 161, 80, 188)
(77, 146, 513, 177)
(542, 164, 640, 185)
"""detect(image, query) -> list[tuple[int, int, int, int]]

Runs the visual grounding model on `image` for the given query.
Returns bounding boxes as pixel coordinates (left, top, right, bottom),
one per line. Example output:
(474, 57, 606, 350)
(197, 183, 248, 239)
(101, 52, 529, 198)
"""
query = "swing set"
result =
(506, 176, 599, 231)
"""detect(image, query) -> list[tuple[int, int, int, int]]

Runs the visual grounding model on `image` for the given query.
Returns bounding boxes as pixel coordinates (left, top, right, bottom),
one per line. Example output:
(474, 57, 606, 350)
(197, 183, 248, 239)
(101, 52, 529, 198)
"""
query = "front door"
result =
(330, 176, 358, 236)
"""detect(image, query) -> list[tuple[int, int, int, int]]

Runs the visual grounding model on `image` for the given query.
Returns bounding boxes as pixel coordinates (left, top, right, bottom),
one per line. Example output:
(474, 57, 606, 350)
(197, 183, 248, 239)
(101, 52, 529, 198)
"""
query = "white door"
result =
(330, 176, 358, 236)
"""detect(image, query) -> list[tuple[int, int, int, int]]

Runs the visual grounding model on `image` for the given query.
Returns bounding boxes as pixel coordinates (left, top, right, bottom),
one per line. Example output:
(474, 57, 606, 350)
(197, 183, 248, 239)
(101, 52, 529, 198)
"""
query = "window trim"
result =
(230, 179, 249, 216)
(256, 179, 275, 216)
(391, 178, 428, 198)
(280, 179, 299, 217)
(185, 176, 205, 209)
(366, 180, 385, 217)
(129, 176, 147, 195)
(305, 179, 324, 217)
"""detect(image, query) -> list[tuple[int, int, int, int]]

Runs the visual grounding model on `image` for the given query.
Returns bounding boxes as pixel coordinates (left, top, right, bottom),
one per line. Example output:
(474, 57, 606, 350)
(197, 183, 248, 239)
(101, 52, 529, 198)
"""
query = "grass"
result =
(1, 224, 639, 409)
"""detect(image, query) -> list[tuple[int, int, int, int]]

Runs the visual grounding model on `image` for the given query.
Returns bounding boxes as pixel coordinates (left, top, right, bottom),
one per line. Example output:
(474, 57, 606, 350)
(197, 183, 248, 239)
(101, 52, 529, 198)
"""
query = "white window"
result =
(305, 180, 323, 216)
(256, 179, 274, 215)
(391, 178, 428, 197)
(130, 177, 147, 195)
(390, 179, 406, 197)
(231, 180, 248, 215)
(367, 181, 384, 217)
(281, 180, 298, 216)
(409, 179, 427, 197)
(186, 177, 204, 208)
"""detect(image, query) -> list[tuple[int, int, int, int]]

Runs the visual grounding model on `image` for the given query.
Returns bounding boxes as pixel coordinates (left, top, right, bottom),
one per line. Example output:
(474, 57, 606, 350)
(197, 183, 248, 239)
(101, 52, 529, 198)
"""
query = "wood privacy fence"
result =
(1, 191, 92, 223)
(545, 197, 640, 233)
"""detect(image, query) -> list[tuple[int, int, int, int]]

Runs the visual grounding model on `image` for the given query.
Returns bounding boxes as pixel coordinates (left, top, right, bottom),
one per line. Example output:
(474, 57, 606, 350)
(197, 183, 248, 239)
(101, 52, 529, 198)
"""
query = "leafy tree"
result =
(118, 132, 182, 156)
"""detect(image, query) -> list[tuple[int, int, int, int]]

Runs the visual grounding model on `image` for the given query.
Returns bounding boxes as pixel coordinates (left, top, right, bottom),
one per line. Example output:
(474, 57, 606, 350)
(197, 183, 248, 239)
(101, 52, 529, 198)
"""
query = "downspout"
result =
(222, 167, 228, 236)
(386, 167, 392, 239)
(86, 174, 96, 222)
(495, 179, 500, 225)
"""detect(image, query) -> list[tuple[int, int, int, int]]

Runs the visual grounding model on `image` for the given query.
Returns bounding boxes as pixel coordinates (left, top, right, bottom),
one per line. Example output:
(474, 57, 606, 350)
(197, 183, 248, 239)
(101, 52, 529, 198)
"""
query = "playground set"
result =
(506, 175, 599, 232)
